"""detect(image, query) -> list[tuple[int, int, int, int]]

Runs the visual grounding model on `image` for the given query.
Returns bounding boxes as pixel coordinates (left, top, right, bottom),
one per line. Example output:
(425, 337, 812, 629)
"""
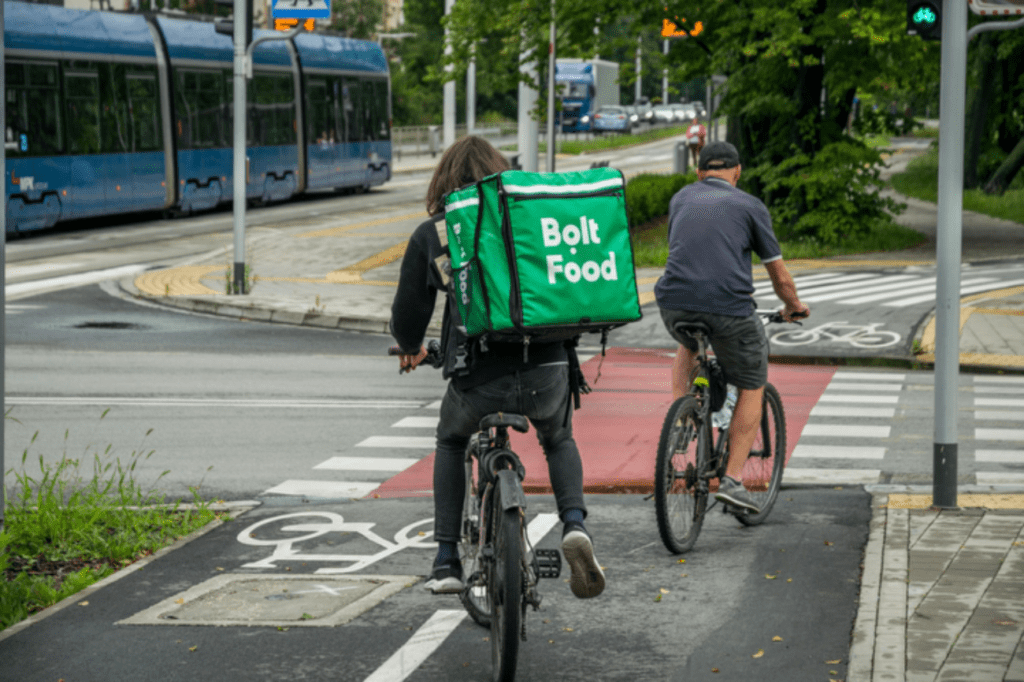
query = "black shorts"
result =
(659, 307, 769, 390)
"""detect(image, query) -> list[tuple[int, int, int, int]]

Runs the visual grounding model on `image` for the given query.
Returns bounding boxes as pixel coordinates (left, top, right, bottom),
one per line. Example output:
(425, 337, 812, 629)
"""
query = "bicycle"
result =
(390, 341, 562, 682)
(653, 310, 797, 554)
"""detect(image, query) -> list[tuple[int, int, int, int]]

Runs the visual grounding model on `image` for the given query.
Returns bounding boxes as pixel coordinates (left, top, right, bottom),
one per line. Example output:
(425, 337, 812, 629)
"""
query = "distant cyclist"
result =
(389, 136, 605, 600)
(654, 141, 809, 513)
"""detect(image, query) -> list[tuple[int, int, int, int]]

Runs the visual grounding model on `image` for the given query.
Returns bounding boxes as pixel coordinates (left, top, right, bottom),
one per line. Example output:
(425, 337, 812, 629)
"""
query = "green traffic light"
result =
(913, 6, 937, 25)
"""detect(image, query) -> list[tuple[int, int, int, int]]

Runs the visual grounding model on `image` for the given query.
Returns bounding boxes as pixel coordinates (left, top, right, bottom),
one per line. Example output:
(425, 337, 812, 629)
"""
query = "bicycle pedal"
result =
(534, 548, 562, 579)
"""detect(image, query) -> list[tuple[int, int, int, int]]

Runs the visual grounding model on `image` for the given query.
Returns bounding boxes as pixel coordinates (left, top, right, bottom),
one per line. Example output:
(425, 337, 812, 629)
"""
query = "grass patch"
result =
(503, 125, 691, 157)
(630, 215, 926, 268)
(1, 411, 219, 631)
(890, 146, 1024, 224)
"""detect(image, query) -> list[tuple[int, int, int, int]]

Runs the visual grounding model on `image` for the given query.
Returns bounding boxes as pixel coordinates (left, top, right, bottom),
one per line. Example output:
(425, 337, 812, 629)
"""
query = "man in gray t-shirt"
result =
(655, 141, 809, 514)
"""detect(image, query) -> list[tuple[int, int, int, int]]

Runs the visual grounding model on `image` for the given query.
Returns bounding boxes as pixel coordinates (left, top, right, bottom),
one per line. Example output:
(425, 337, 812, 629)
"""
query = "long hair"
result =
(425, 136, 511, 215)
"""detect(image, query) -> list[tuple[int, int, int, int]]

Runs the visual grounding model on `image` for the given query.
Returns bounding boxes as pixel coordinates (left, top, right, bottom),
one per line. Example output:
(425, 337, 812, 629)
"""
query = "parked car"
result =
(592, 106, 631, 133)
(691, 100, 707, 117)
(670, 103, 698, 122)
(632, 100, 654, 124)
(652, 104, 676, 124)
(623, 105, 643, 129)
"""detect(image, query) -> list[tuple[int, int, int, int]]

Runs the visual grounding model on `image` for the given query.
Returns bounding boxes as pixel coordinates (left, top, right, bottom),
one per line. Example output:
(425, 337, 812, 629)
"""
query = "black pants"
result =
(433, 363, 587, 544)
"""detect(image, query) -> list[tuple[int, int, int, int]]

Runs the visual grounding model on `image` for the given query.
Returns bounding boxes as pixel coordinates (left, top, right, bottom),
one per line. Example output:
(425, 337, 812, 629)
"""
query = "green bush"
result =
(624, 172, 697, 230)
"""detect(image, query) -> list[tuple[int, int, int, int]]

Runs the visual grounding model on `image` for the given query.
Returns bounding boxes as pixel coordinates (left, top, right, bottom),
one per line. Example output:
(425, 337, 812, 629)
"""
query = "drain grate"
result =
(74, 321, 145, 330)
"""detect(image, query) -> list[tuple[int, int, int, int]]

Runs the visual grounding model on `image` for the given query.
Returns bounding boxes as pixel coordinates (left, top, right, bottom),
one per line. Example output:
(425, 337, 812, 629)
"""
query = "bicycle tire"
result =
(459, 529, 492, 627)
(736, 382, 786, 526)
(490, 487, 522, 682)
(654, 396, 709, 554)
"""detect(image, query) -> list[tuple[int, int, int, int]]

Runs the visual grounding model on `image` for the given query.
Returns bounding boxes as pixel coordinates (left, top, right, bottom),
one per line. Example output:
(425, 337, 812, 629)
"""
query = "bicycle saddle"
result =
(673, 321, 711, 338)
(479, 412, 530, 433)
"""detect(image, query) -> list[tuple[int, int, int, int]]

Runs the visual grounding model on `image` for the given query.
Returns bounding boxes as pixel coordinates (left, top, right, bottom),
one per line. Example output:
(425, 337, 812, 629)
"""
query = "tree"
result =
(330, 0, 384, 40)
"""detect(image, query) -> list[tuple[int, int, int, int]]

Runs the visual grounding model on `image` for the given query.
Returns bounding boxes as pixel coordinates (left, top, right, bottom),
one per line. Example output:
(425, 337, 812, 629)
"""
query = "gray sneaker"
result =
(561, 523, 606, 599)
(715, 477, 761, 514)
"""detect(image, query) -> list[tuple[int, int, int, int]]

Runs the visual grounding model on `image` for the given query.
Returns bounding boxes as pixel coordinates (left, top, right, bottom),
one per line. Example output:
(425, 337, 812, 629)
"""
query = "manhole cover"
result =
(74, 321, 146, 330)
(118, 574, 418, 628)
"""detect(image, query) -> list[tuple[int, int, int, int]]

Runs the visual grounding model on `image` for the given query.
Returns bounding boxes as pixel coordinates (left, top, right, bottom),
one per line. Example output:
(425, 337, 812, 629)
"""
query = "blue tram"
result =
(3, 1, 392, 234)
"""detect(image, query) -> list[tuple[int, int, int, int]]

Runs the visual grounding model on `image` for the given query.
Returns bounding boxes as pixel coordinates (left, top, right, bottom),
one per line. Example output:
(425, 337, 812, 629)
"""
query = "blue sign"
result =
(271, 0, 329, 19)
(20, 134, 27, 152)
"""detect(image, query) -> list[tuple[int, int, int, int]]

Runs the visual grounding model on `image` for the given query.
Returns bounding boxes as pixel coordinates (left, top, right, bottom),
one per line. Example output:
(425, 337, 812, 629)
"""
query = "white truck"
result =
(556, 59, 620, 133)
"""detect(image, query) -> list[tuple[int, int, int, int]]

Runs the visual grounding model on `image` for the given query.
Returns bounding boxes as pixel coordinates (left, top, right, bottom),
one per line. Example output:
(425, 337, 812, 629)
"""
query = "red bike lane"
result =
(370, 348, 836, 498)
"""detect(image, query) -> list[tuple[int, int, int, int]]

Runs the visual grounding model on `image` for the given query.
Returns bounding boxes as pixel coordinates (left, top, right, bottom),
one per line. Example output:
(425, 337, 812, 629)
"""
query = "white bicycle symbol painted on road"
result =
(237, 512, 435, 574)
(770, 321, 902, 349)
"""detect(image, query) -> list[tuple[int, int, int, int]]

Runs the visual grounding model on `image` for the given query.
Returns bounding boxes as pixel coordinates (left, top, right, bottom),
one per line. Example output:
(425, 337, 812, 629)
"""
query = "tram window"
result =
(249, 71, 296, 146)
(65, 67, 102, 155)
(175, 69, 229, 149)
(127, 71, 161, 152)
(306, 78, 334, 144)
(343, 78, 364, 143)
(101, 63, 130, 154)
(375, 80, 390, 140)
(5, 61, 62, 157)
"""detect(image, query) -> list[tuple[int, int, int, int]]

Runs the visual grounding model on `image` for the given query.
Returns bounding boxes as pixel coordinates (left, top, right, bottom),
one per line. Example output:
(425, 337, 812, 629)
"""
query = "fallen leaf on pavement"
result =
(752, 649, 764, 659)
(78, 601, 89, 607)
(826, 659, 841, 664)
(711, 668, 719, 673)
(677, 558, 686, 564)
(660, 588, 670, 594)
(189, 646, 198, 652)
(654, 594, 662, 602)
(765, 574, 777, 580)
(175, 599, 185, 605)
(824, 541, 834, 546)
(772, 636, 783, 642)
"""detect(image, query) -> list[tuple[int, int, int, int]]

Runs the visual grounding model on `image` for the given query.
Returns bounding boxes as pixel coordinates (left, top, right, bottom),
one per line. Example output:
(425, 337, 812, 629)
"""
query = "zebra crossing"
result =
(262, 400, 440, 499)
(785, 371, 1024, 486)
(754, 268, 1024, 309)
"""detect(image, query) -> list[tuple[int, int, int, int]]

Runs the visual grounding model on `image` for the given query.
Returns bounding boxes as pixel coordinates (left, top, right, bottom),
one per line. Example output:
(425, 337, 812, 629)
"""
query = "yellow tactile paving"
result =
(135, 265, 224, 296)
(298, 212, 423, 239)
(888, 493, 1024, 510)
(325, 242, 407, 285)
(916, 284, 1024, 368)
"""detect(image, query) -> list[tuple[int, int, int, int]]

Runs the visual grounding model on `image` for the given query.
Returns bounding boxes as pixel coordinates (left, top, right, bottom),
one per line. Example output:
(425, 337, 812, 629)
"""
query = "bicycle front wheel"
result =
(654, 396, 709, 554)
(490, 488, 522, 682)
(737, 382, 787, 526)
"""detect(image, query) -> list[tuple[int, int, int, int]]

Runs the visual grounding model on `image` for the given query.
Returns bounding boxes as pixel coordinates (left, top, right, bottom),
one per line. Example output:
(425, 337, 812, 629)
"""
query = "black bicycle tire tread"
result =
(654, 395, 707, 554)
(491, 489, 522, 682)
(737, 382, 786, 526)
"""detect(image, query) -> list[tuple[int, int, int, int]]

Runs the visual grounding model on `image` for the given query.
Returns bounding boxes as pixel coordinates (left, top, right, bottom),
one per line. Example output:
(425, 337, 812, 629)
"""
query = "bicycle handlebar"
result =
(388, 339, 443, 373)
(755, 309, 807, 325)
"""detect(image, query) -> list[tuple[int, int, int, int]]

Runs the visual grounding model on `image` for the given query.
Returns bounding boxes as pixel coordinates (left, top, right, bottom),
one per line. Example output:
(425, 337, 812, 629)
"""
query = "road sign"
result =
(968, 0, 1024, 15)
(661, 17, 703, 38)
(271, 0, 329, 20)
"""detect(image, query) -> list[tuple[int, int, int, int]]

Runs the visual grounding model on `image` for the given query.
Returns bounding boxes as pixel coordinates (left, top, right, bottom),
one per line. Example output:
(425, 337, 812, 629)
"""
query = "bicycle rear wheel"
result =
(654, 396, 709, 554)
(737, 382, 786, 526)
(490, 486, 522, 682)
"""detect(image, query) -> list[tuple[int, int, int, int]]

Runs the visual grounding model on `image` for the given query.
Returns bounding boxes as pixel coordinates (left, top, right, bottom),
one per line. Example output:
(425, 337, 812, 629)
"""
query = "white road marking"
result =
(818, 394, 900, 404)
(363, 610, 466, 682)
(799, 275, 923, 303)
(263, 480, 380, 497)
(810, 406, 897, 418)
(356, 436, 436, 449)
(843, 277, 994, 305)
(825, 382, 903, 392)
(885, 277, 1024, 307)
(424, 400, 443, 410)
(6, 263, 152, 299)
(791, 445, 886, 459)
(974, 411, 1024, 421)
(5, 396, 426, 409)
(5, 261, 84, 280)
(975, 428, 1024, 441)
(801, 424, 892, 438)
(974, 385, 1024, 395)
(976, 472, 1024, 485)
(528, 513, 560, 547)
(975, 450, 1024, 463)
(783, 468, 881, 484)
(314, 457, 420, 472)
(974, 376, 1024, 385)
(832, 371, 906, 382)
(392, 416, 440, 428)
(976, 398, 1024, 407)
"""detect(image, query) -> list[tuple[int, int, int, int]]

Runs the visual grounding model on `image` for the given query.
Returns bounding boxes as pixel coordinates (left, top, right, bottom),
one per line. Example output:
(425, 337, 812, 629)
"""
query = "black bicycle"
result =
(653, 310, 797, 554)
(390, 341, 561, 682)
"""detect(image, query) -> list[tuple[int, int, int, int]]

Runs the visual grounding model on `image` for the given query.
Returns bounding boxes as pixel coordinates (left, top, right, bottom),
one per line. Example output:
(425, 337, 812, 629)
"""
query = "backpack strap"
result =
(432, 219, 452, 287)
(432, 218, 473, 375)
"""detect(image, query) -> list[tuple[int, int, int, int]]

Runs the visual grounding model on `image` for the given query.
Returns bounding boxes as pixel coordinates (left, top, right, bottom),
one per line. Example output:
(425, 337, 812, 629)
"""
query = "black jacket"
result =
(390, 215, 567, 390)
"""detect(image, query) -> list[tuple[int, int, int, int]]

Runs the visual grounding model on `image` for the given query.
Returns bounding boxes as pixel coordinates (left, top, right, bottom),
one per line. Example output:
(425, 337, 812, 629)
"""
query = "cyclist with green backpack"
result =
(389, 136, 605, 600)
(654, 141, 809, 514)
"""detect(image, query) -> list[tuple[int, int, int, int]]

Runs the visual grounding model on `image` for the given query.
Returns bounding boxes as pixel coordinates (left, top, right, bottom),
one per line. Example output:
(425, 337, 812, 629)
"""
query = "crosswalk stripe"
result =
(975, 428, 1024, 441)
(975, 450, 1024, 463)
(810, 406, 897, 418)
(975, 410, 1024, 421)
(974, 376, 1024, 385)
(799, 275, 922, 303)
(755, 273, 876, 299)
(976, 472, 1024, 485)
(363, 610, 466, 682)
(801, 424, 891, 438)
(825, 382, 903, 392)
(424, 400, 442, 410)
(843, 277, 996, 306)
(832, 371, 906, 382)
(313, 457, 420, 472)
(792, 445, 886, 459)
(974, 385, 1024, 395)
(393, 416, 440, 428)
(356, 436, 436, 449)
(264, 480, 380, 497)
(976, 398, 1024, 407)
(818, 394, 899, 404)
(885, 277, 1024, 307)
(784, 468, 881, 484)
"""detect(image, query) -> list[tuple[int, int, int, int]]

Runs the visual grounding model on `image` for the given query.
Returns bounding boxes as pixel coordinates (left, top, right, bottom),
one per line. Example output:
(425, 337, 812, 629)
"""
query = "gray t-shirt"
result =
(654, 177, 782, 317)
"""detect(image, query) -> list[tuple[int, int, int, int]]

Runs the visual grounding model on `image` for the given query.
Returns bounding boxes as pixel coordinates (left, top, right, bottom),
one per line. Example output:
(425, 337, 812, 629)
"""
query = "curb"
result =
(0, 501, 260, 643)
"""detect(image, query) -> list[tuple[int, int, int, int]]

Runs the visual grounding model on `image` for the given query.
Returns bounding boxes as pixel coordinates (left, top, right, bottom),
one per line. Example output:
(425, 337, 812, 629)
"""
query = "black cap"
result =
(698, 141, 740, 171)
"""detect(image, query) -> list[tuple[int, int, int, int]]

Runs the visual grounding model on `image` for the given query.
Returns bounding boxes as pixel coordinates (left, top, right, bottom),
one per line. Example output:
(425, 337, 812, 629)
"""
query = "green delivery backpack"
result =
(442, 167, 643, 348)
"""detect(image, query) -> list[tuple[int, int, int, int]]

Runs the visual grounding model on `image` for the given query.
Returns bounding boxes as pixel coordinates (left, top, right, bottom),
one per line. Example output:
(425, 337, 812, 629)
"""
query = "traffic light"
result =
(907, 1, 941, 41)
(214, 0, 253, 47)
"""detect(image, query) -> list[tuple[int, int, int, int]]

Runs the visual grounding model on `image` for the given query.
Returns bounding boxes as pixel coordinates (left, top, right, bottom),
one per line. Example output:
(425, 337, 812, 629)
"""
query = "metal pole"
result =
(467, 47, 476, 134)
(662, 39, 668, 104)
(545, 0, 556, 173)
(443, 0, 456, 148)
(231, 0, 247, 294)
(635, 36, 642, 102)
(1, 0, 6, 533)
(518, 42, 539, 172)
(933, 0, 968, 509)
